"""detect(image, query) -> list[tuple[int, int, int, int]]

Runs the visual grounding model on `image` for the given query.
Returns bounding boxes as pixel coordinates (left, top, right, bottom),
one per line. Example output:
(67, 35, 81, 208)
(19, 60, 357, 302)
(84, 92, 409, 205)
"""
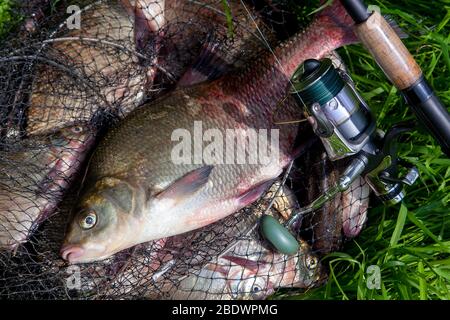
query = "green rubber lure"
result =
(259, 215, 299, 255)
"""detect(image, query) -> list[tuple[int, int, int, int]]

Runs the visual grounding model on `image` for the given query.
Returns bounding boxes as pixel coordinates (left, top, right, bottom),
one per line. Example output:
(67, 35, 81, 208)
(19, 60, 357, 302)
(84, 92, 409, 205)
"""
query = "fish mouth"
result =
(60, 243, 114, 264)
(60, 245, 85, 263)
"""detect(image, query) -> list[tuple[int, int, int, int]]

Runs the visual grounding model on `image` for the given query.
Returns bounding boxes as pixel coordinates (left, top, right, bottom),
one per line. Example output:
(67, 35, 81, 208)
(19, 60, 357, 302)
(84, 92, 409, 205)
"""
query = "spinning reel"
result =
(261, 0, 450, 255)
(260, 58, 420, 255)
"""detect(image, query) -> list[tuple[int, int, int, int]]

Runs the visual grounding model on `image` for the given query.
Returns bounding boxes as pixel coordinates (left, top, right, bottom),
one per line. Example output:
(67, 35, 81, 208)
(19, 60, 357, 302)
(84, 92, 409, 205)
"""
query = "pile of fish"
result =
(0, 0, 370, 299)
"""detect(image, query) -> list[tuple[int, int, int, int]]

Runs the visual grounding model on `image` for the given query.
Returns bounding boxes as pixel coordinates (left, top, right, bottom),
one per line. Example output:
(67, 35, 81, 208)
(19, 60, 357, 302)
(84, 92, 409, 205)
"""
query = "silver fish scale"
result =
(87, 84, 301, 203)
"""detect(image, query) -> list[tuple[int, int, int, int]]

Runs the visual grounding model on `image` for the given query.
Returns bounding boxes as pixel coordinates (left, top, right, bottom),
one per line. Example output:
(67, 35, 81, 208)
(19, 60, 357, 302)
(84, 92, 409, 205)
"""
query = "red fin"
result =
(237, 180, 274, 207)
(121, 0, 165, 56)
(205, 263, 230, 277)
(135, 1, 163, 54)
(178, 36, 231, 87)
(314, 0, 359, 47)
(156, 166, 214, 201)
(222, 255, 261, 271)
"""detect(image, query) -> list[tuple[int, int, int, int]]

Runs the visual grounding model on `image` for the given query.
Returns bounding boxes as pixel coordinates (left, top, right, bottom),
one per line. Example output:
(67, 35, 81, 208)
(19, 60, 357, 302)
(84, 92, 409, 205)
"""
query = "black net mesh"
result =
(0, 0, 370, 300)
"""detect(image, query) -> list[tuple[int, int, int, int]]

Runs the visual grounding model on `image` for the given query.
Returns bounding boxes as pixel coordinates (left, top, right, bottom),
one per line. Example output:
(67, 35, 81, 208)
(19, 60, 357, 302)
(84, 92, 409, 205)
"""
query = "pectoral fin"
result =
(237, 180, 275, 207)
(155, 165, 214, 202)
(221, 256, 260, 271)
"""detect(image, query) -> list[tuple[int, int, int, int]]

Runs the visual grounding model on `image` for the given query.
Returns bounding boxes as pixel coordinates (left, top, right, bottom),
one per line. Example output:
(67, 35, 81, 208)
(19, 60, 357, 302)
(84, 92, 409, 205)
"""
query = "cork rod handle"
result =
(354, 11, 422, 90)
(340, 0, 450, 156)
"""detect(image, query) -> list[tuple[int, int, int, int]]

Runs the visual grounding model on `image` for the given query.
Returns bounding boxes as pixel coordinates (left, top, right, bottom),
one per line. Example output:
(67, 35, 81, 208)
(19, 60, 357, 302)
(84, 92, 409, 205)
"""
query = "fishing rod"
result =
(260, 56, 420, 255)
(259, 0, 450, 255)
(341, 0, 450, 157)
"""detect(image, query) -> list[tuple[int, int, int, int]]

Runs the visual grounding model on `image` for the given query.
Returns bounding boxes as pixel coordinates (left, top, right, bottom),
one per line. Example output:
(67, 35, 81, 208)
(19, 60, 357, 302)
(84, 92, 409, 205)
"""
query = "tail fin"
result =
(120, 0, 166, 56)
(178, 34, 232, 87)
(274, 0, 410, 79)
(314, 0, 360, 48)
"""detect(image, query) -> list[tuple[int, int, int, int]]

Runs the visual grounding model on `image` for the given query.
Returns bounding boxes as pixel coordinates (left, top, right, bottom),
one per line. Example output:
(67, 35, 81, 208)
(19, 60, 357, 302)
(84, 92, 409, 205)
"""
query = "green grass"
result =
(0, 0, 18, 39)
(291, 0, 450, 300)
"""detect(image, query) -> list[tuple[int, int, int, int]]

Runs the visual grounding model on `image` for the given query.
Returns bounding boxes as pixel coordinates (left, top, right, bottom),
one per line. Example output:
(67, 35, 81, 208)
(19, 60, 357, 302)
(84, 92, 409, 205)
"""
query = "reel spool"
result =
(260, 58, 419, 255)
(291, 58, 376, 160)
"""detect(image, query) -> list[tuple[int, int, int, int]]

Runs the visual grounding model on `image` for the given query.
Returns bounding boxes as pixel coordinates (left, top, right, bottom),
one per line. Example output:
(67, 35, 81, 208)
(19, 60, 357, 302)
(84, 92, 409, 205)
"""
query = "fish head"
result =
(220, 246, 279, 300)
(245, 243, 325, 296)
(41, 123, 98, 195)
(286, 241, 327, 289)
(203, 256, 273, 300)
(220, 239, 325, 299)
(47, 123, 97, 156)
(61, 177, 142, 263)
(253, 240, 326, 292)
(232, 273, 274, 300)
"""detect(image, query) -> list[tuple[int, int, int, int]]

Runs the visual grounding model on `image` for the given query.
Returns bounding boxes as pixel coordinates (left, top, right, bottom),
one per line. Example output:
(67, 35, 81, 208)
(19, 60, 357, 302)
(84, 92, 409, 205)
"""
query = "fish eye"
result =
(306, 256, 318, 270)
(250, 282, 266, 299)
(71, 126, 84, 134)
(79, 210, 97, 229)
(238, 278, 266, 300)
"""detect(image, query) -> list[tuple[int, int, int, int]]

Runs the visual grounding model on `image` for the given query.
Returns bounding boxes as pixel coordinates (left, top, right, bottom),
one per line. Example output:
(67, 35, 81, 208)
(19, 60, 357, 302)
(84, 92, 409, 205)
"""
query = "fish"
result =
(55, 180, 299, 297)
(0, 124, 95, 250)
(117, 0, 280, 102)
(152, 183, 325, 300)
(163, 237, 325, 300)
(26, 0, 148, 135)
(151, 0, 277, 86)
(79, 180, 323, 299)
(25, 0, 273, 136)
(60, 0, 359, 264)
(299, 147, 370, 255)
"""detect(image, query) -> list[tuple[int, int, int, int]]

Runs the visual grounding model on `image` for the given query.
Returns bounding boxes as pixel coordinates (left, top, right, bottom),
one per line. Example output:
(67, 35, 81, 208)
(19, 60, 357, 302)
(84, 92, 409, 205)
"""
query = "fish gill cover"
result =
(0, 0, 369, 299)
